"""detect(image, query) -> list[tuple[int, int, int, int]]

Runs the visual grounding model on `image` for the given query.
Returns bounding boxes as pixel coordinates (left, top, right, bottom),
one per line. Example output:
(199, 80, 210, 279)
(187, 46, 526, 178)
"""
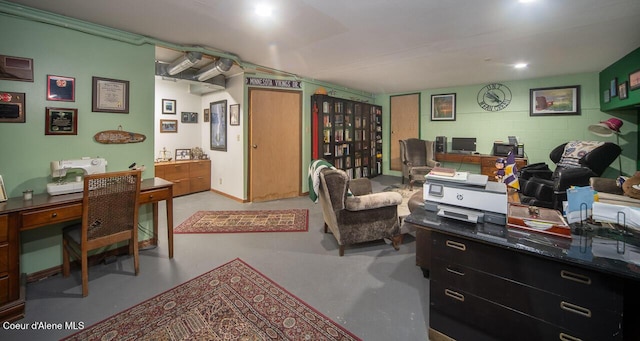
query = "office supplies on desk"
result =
(46, 157, 107, 195)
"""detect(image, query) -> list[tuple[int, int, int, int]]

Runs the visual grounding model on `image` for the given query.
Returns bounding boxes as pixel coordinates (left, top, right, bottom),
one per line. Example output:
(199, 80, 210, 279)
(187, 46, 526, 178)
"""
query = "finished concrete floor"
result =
(1, 175, 429, 340)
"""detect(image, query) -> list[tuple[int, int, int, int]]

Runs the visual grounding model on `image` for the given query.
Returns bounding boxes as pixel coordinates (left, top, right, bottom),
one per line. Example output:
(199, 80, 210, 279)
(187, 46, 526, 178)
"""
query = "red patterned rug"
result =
(174, 209, 309, 234)
(63, 259, 360, 340)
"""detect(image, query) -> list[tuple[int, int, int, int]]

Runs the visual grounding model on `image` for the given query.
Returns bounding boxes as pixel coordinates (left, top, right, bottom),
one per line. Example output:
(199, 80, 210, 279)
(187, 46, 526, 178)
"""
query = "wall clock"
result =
(477, 83, 512, 111)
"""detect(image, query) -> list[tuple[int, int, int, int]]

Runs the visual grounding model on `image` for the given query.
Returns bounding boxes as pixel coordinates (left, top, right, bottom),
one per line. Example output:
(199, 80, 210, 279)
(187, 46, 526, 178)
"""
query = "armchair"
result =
(519, 141, 621, 210)
(318, 168, 403, 256)
(399, 138, 441, 189)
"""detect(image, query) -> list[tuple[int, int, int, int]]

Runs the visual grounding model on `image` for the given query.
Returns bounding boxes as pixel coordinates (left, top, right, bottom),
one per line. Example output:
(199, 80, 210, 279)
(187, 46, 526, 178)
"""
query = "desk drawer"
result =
(0, 275, 8, 305)
(0, 243, 7, 274)
(20, 204, 82, 230)
(189, 161, 210, 178)
(190, 176, 210, 193)
(139, 188, 171, 205)
(0, 215, 7, 243)
(431, 232, 623, 309)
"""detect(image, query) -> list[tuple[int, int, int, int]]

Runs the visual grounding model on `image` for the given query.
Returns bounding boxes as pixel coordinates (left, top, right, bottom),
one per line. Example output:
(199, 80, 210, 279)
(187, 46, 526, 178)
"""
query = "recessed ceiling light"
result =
(514, 63, 528, 69)
(255, 4, 273, 17)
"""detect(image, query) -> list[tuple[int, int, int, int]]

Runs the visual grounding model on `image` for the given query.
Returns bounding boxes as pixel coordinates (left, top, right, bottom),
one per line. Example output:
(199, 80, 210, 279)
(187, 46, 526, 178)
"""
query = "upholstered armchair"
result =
(519, 141, 621, 210)
(318, 168, 403, 256)
(400, 139, 441, 189)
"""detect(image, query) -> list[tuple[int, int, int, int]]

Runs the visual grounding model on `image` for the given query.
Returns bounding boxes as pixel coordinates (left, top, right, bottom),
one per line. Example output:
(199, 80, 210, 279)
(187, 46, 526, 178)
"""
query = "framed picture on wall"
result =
(46, 75, 75, 101)
(45, 107, 77, 135)
(160, 119, 177, 133)
(618, 81, 628, 100)
(204, 108, 210, 122)
(210, 100, 227, 151)
(0, 91, 26, 123)
(229, 104, 240, 125)
(630, 69, 640, 91)
(0, 175, 7, 202)
(610, 78, 618, 97)
(181, 111, 198, 123)
(430, 93, 456, 121)
(162, 99, 176, 114)
(530, 85, 581, 116)
(92, 76, 129, 113)
(0, 55, 34, 82)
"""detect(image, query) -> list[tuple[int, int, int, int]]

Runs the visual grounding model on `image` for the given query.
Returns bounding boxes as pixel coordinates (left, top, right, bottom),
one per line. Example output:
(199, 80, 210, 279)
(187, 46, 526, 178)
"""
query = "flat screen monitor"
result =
(451, 137, 476, 153)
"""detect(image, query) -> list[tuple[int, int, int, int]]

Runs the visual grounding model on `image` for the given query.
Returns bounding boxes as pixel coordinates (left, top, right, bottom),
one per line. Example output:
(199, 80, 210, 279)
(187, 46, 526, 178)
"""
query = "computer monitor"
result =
(451, 137, 476, 153)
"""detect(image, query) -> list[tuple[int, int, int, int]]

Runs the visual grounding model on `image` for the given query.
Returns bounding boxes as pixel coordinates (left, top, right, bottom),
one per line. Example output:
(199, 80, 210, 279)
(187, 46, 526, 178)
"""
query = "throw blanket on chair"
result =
(308, 159, 336, 203)
(557, 141, 604, 168)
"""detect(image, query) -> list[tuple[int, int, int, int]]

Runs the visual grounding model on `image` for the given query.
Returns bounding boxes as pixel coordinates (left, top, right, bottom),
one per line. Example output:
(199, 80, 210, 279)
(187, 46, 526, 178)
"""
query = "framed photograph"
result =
(0, 91, 26, 123)
(46, 75, 75, 101)
(618, 81, 628, 100)
(92, 76, 129, 113)
(430, 93, 456, 121)
(45, 107, 77, 135)
(603, 89, 610, 103)
(160, 119, 178, 133)
(629, 69, 640, 91)
(210, 100, 227, 151)
(229, 104, 240, 126)
(181, 111, 198, 123)
(204, 108, 210, 122)
(0, 175, 7, 202)
(529, 85, 581, 116)
(0, 55, 33, 82)
(610, 78, 618, 97)
(175, 149, 191, 160)
(162, 99, 176, 114)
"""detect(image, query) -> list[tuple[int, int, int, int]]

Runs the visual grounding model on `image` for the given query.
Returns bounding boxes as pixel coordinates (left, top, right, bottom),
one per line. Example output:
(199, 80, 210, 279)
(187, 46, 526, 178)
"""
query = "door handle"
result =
(252, 144, 258, 149)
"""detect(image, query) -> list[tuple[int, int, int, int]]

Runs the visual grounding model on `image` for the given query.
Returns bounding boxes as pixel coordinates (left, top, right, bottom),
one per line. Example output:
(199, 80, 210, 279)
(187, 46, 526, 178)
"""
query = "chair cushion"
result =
(345, 192, 402, 211)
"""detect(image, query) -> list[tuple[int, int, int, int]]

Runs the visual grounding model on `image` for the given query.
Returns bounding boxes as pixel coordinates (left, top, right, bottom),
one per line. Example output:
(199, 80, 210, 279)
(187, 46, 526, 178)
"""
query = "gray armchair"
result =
(318, 168, 403, 256)
(400, 138, 441, 189)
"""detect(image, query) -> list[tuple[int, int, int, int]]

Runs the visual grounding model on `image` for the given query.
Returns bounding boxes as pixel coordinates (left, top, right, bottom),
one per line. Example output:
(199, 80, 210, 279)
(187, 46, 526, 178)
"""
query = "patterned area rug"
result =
(174, 209, 309, 234)
(63, 259, 360, 341)
(383, 186, 421, 218)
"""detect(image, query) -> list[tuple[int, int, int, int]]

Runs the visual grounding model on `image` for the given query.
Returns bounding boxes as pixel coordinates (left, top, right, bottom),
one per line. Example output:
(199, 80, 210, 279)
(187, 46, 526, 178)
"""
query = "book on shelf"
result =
(429, 167, 456, 177)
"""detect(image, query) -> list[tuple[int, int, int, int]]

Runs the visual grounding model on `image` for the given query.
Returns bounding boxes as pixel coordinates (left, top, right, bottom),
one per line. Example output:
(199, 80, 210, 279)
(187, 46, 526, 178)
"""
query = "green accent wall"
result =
(599, 47, 640, 111)
(0, 12, 155, 274)
(378, 72, 638, 177)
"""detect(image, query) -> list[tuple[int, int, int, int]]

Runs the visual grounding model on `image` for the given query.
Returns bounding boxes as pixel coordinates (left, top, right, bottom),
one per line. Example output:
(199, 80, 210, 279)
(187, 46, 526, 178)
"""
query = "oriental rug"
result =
(174, 209, 309, 234)
(63, 259, 360, 341)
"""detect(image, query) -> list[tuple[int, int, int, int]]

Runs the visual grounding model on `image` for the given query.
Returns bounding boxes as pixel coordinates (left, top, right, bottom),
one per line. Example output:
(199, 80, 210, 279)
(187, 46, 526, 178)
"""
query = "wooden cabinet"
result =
(429, 231, 626, 341)
(155, 160, 210, 197)
(0, 215, 8, 305)
(311, 94, 382, 179)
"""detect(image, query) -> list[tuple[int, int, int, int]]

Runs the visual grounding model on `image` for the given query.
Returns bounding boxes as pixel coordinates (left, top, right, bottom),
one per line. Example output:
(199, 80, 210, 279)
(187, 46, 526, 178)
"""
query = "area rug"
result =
(383, 185, 421, 218)
(63, 259, 360, 341)
(174, 209, 309, 234)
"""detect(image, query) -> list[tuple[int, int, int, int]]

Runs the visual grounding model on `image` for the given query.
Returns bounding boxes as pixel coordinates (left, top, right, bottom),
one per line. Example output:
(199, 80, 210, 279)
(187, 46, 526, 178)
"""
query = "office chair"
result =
(62, 169, 142, 297)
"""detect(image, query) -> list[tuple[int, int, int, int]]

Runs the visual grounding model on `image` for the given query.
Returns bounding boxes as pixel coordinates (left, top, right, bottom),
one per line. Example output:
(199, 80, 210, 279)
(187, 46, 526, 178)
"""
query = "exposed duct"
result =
(155, 61, 226, 93)
(195, 58, 234, 81)
(166, 52, 202, 75)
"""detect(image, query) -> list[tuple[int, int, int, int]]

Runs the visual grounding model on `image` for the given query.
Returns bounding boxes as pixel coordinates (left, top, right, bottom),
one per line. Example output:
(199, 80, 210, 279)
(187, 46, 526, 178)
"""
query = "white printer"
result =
(423, 171, 508, 225)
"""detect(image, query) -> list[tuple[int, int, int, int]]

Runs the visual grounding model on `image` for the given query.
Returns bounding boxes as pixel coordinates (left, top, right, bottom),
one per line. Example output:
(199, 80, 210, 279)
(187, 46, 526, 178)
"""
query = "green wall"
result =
(600, 46, 640, 111)
(378, 72, 638, 177)
(0, 12, 155, 274)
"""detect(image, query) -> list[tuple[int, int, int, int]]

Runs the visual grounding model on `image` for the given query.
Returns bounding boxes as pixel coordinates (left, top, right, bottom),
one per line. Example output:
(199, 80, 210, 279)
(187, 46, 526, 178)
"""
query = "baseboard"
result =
(209, 188, 247, 203)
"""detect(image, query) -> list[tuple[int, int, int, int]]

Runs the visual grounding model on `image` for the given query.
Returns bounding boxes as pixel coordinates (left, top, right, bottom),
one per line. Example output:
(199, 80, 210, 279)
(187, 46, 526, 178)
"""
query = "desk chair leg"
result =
(81, 251, 89, 297)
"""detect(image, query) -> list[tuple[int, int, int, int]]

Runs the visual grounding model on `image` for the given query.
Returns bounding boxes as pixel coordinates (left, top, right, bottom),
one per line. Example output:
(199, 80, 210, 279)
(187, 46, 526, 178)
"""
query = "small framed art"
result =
(610, 78, 618, 97)
(45, 107, 77, 135)
(204, 108, 210, 122)
(530, 85, 580, 116)
(210, 100, 227, 151)
(0, 55, 33, 82)
(0, 91, 26, 123)
(0, 175, 7, 202)
(92, 76, 129, 113)
(175, 149, 191, 160)
(619, 81, 628, 100)
(630, 69, 640, 91)
(47, 75, 75, 101)
(160, 119, 178, 133)
(181, 111, 198, 123)
(230, 104, 240, 126)
(431, 93, 456, 121)
(162, 99, 176, 114)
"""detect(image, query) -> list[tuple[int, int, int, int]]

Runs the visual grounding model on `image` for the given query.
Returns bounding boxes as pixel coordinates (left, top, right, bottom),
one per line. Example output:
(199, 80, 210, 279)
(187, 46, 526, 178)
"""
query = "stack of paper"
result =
(592, 202, 640, 230)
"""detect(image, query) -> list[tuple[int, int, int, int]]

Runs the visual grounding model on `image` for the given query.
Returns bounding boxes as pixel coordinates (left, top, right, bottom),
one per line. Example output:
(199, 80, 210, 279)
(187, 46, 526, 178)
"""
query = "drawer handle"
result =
(560, 301, 592, 318)
(445, 240, 466, 251)
(51, 212, 58, 218)
(444, 289, 465, 302)
(559, 333, 582, 341)
(446, 267, 465, 276)
(149, 195, 154, 199)
(560, 270, 591, 285)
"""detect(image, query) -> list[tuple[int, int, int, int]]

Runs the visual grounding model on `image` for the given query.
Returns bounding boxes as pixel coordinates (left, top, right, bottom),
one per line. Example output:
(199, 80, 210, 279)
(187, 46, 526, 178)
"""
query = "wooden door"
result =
(390, 93, 420, 171)
(249, 89, 301, 202)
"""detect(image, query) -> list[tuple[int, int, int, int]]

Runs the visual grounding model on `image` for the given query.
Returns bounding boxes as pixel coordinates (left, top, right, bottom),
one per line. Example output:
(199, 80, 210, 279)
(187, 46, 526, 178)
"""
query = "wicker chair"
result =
(62, 170, 142, 297)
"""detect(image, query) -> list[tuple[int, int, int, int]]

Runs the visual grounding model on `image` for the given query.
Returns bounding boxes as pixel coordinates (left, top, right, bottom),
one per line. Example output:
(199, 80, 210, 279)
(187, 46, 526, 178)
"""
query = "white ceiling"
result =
(6, 0, 640, 94)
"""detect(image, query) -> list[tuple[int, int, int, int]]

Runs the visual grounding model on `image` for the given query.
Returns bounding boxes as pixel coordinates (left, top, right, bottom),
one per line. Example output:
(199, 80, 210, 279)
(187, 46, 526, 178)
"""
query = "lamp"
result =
(166, 52, 202, 75)
(194, 58, 233, 81)
(588, 117, 623, 176)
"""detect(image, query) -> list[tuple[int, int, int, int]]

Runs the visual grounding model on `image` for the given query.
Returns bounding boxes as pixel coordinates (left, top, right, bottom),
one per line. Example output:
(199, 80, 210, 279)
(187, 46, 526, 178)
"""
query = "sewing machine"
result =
(46, 157, 107, 195)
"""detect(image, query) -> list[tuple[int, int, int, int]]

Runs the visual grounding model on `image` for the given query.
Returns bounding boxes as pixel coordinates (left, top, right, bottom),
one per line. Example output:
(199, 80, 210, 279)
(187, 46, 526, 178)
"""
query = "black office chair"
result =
(519, 141, 621, 210)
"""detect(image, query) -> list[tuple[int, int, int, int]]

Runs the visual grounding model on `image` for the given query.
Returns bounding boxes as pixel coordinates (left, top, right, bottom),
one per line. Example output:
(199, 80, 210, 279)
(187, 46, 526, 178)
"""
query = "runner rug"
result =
(63, 259, 360, 341)
(174, 209, 309, 234)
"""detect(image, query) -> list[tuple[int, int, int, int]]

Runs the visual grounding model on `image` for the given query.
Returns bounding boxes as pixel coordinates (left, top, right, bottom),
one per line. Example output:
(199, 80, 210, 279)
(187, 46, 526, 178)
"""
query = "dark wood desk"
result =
(435, 153, 528, 181)
(405, 209, 640, 341)
(0, 177, 174, 322)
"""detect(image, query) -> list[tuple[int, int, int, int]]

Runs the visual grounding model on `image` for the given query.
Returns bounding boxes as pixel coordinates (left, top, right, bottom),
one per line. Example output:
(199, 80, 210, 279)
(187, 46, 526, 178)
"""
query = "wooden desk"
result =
(0, 177, 174, 322)
(435, 153, 528, 181)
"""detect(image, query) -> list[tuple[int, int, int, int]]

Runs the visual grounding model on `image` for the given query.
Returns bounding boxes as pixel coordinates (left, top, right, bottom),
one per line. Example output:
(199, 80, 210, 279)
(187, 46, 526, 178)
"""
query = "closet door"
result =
(390, 93, 420, 171)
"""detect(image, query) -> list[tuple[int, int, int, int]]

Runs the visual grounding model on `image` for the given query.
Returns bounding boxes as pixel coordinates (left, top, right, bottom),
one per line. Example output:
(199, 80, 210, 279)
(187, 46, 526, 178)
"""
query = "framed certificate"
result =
(45, 107, 78, 135)
(92, 76, 129, 113)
